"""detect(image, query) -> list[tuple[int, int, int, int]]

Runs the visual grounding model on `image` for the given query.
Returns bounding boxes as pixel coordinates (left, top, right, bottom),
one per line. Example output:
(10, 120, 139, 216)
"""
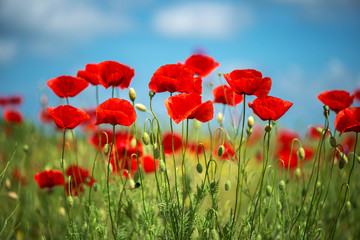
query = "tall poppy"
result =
(317, 90, 354, 113)
(47, 76, 89, 98)
(183, 54, 219, 77)
(95, 98, 136, 126)
(47, 105, 90, 130)
(165, 93, 213, 124)
(3, 109, 23, 124)
(334, 107, 360, 136)
(223, 69, 271, 97)
(248, 96, 293, 121)
(213, 85, 243, 106)
(97, 61, 134, 89)
(77, 63, 99, 86)
(34, 170, 64, 189)
(149, 64, 202, 94)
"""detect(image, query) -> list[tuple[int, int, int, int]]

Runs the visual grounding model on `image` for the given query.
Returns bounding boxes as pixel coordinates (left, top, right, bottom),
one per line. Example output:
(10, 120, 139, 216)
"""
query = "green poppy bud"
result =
(129, 179, 135, 189)
(103, 143, 110, 156)
(329, 136, 337, 148)
(217, 112, 224, 124)
(133, 171, 140, 182)
(297, 147, 305, 160)
(149, 91, 155, 98)
(225, 180, 231, 191)
(135, 103, 147, 112)
(256, 234, 262, 240)
(92, 183, 98, 192)
(159, 160, 166, 172)
(316, 181, 321, 189)
(339, 152, 348, 169)
(67, 196, 74, 208)
(276, 201, 282, 210)
(129, 87, 136, 102)
(23, 144, 29, 152)
(247, 116, 254, 128)
(344, 201, 351, 213)
(246, 128, 252, 136)
(142, 132, 150, 145)
(323, 105, 329, 117)
(130, 138, 137, 148)
(210, 229, 218, 240)
(279, 180, 285, 191)
(217, 72, 222, 78)
(217, 145, 225, 157)
(154, 147, 160, 159)
(295, 168, 301, 179)
(210, 180, 217, 190)
(266, 185, 272, 197)
(196, 163, 203, 174)
(265, 124, 272, 132)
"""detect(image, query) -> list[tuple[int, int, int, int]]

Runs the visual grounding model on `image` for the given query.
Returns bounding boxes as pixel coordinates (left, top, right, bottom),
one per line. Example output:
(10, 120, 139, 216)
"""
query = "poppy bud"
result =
(278, 180, 285, 191)
(217, 112, 224, 124)
(217, 72, 222, 78)
(159, 160, 166, 172)
(224, 180, 231, 191)
(316, 181, 321, 189)
(194, 120, 201, 129)
(344, 201, 351, 213)
(217, 145, 225, 157)
(196, 163, 203, 174)
(133, 171, 140, 182)
(247, 116, 254, 129)
(246, 128, 252, 136)
(149, 91, 155, 98)
(323, 105, 329, 117)
(103, 143, 110, 155)
(23, 144, 29, 152)
(59, 207, 66, 217)
(329, 137, 337, 148)
(154, 147, 160, 159)
(129, 88, 136, 102)
(135, 103, 147, 112)
(315, 127, 323, 134)
(266, 185, 272, 197)
(93, 183, 98, 192)
(142, 132, 150, 145)
(210, 229, 218, 240)
(5, 178, 11, 189)
(297, 147, 305, 160)
(265, 124, 272, 132)
(130, 138, 137, 148)
(67, 196, 74, 208)
(129, 179, 135, 189)
(339, 152, 348, 169)
(210, 180, 217, 190)
(256, 234, 262, 240)
(276, 201, 282, 210)
(295, 168, 301, 179)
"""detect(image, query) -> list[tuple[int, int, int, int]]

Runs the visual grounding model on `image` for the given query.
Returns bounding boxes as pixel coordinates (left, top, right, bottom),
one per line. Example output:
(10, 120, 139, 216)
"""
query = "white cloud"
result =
(0, 40, 17, 64)
(153, 2, 253, 38)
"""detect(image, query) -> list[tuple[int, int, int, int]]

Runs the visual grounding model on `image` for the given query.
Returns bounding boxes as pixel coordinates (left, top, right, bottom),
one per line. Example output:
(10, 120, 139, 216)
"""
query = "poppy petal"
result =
(164, 93, 202, 124)
(47, 76, 89, 98)
(96, 98, 136, 126)
(47, 105, 90, 130)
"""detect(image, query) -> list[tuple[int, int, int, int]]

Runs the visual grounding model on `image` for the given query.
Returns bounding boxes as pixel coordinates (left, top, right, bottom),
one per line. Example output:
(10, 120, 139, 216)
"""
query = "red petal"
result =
(47, 105, 90, 130)
(164, 93, 202, 124)
(96, 98, 136, 126)
(47, 76, 89, 98)
(187, 100, 214, 123)
(335, 107, 360, 136)
(248, 96, 293, 121)
(183, 54, 220, 77)
(98, 61, 134, 89)
(317, 90, 354, 113)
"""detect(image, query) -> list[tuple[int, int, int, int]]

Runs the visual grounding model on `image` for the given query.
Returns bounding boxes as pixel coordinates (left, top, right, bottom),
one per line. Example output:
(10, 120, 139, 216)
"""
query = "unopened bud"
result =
(59, 207, 66, 217)
(217, 112, 224, 124)
(142, 132, 150, 145)
(295, 168, 301, 179)
(217, 72, 222, 78)
(130, 138, 137, 148)
(210, 229, 218, 240)
(323, 105, 329, 117)
(329, 137, 337, 148)
(129, 88, 136, 102)
(103, 143, 110, 155)
(5, 178, 11, 189)
(149, 91, 155, 98)
(159, 160, 166, 172)
(279, 180, 286, 191)
(194, 120, 201, 129)
(133, 171, 140, 182)
(217, 145, 225, 157)
(344, 201, 351, 213)
(196, 163, 203, 174)
(210, 180, 217, 190)
(276, 201, 282, 210)
(339, 152, 348, 169)
(265, 124, 272, 132)
(247, 116, 254, 128)
(316, 181, 321, 189)
(129, 179, 135, 189)
(297, 147, 305, 160)
(224, 180, 231, 191)
(67, 196, 74, 207)
(92, 183, 98, 192)
(135, 103, 147, 112)
(266, 185, 272, 197)
(154, 147, 160, 159)
(23, 144, 29, 152)
(315, 127, 323, 134)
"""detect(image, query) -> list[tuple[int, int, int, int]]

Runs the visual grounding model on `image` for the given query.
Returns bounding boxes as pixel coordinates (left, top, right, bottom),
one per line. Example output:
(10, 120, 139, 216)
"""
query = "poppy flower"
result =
(97, 61, 134, 89)
(96, 98, 136, 126)
(277, 146, 314, 169)
(223, 69, 271, 97)
(0, 95, 23, 107)
(277, 129, 300, 147)
(3, 109, 23, 124)
(66, 165, 94, 187)
(142, 155, 159, 173)
(47, 105, 90, 130)
(39, 108, 53, 125)
(213, 85, 243, 106)
(47, 76, 89, 99)
(165, 93, 213, 124)
(114, 132, 143, 159)
(334, 107, 360, 136)
(163, 131, 182, 155)
(34, 170, 64, 189)
(248, 96, 293, 121)
(307, 125, 327, 140)
(149, 64, 202, 94)
(80, 108, 97, 132)
(88, 129, 113, 148)
(183, 54, 219, 77)
(111, 156, 137, 175)
(77, 63, 99, 85)
(317, 90, 354, 113)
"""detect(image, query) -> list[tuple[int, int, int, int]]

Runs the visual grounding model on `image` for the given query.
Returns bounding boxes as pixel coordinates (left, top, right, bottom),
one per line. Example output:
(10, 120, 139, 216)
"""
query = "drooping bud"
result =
(129, 87, 136, 102)
(142, 132, 150, 145)
(315, 127, 323, 134)
(278, 180, 286, 191)
(297, 147, 305, 160)
(92, 183, 98, 192)
(217, 145, 225, 157)
(266, 185, 272, 197)
(135, 103, 147, 112)
(159, 160, 166, 172)
(129, 179, 135, 189)
(217, 112, 224, 124)
(224, 180, 231, 191)
(344, 201, 351, 213)
(59, 207, 66, 217)
(329, 136, 337, 148)
(295, 168, 301, 179)
(103, 143, 110, 156)
(133, 171, 140, 182)
(210, 180, 217, 190)
(339, 152, 348, 169)
(196, 163, 203, 174)
(149, 91, 155, 98)
(130, 138, 137, 148)
(67, 196, 74, 208)
(276, 201, 282, 210)
(265, 124, 272, 132)
(323, 105, 329, 118)
(247, 116, 254, 129)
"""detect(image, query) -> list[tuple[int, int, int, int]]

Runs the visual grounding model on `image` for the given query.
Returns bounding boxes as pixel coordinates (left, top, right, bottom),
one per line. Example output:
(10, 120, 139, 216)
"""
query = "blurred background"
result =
(0, 0, 359, 131)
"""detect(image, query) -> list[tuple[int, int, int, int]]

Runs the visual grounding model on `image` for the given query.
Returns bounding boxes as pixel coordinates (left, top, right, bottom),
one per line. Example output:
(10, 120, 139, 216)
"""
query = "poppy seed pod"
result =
(224, 180, 231, 191)
(135, 103, 147, 112)
(246, 128, 252, 136)
(129, 88, 136, 102)
(297, 147, 305, 160)
(217, 112, 224, 124)
(67, 196, 74, 208)
(217, 145, 225, 157)
(266, 185, 272, 197)
(159, 160, 166, 172)
(279, 180, 286, 191)
(103, 143, 110, 155)
(329, 136, 337, 148)
(265, 124, 272, 132)
(247, 116, 254, 128)
(196, 163, 203, 174)
(142, 132, 150, 145)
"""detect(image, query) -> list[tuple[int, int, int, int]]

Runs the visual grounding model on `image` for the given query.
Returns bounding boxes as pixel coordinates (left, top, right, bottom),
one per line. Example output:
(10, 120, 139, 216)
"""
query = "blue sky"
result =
(0, 0, 360, 132)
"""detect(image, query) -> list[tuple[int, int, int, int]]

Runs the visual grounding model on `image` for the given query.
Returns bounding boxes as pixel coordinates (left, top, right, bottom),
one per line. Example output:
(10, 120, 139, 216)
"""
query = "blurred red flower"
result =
(97, 61, 134, 89)
(77, 63, 99, 85)
(149, 64, 202, 94)
(3, 109, 23, 124)
(335, 107, 360, 136)
(34, 170, 64, 189)
(165, 93, 213, 124)
(0, 95, 23, 107)
(248, 96, 293, 121)
(88, 129, 114, 148)
(39, 108, 53, 125)
(278, 129, 300, 147)
(96, 98, 136, 126)
(65, 181, 84, 196)
(114, 132, 143, 159)
(223, 69, 271, 97)
(317, 90, 354, 113)
(353, 88, 360, 102)
(66, 165, 94, 187)
(213, 85, 243, 106)
(47, 76, 89, 98)
(13, 168, 27, 185)
(277, 146, 314, 169)
(142, 155, 159, 173)
(163, 131, 182, 155)
(47, 105, 90, 130)
(183, 54, 219, 77)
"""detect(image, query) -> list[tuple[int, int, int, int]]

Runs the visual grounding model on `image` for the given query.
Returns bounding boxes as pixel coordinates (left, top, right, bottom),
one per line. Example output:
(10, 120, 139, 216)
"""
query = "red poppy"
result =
(223, 69, 271, 97)
(142, 155, 159, 173)
(47, 76, 89, 98)
(248, 96, 293, 121)
(183, 54, 219, 77)
(307, 125, 327, 140)
(277, 146, 314, 169)
(97, 61, 134, 89)
(114, 132, 143, 159)
(77, 63, 99, 85)
(13, 168, 27, 185)
(66, 165, 94, 187)
(353, 88, 360, 102)
(3, 109, 23, 124)
(65, 181, 84, 196)
(149, 64, 202, 94)
(96, 98, 136, 126)
(163, 131, 182, 155)
(88, 129, 113, 148)
(0, 95, 23, 107)
(213, 85, 243, 106)
(39, 108, 53, 125)
(317, 90, 354, 113)
(34, 170, 64, 189)
(334, 107, 360, 136)
(278, 129, 300, 147)
(165, 93, 213, 124)
(47, 105, 90, 130)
